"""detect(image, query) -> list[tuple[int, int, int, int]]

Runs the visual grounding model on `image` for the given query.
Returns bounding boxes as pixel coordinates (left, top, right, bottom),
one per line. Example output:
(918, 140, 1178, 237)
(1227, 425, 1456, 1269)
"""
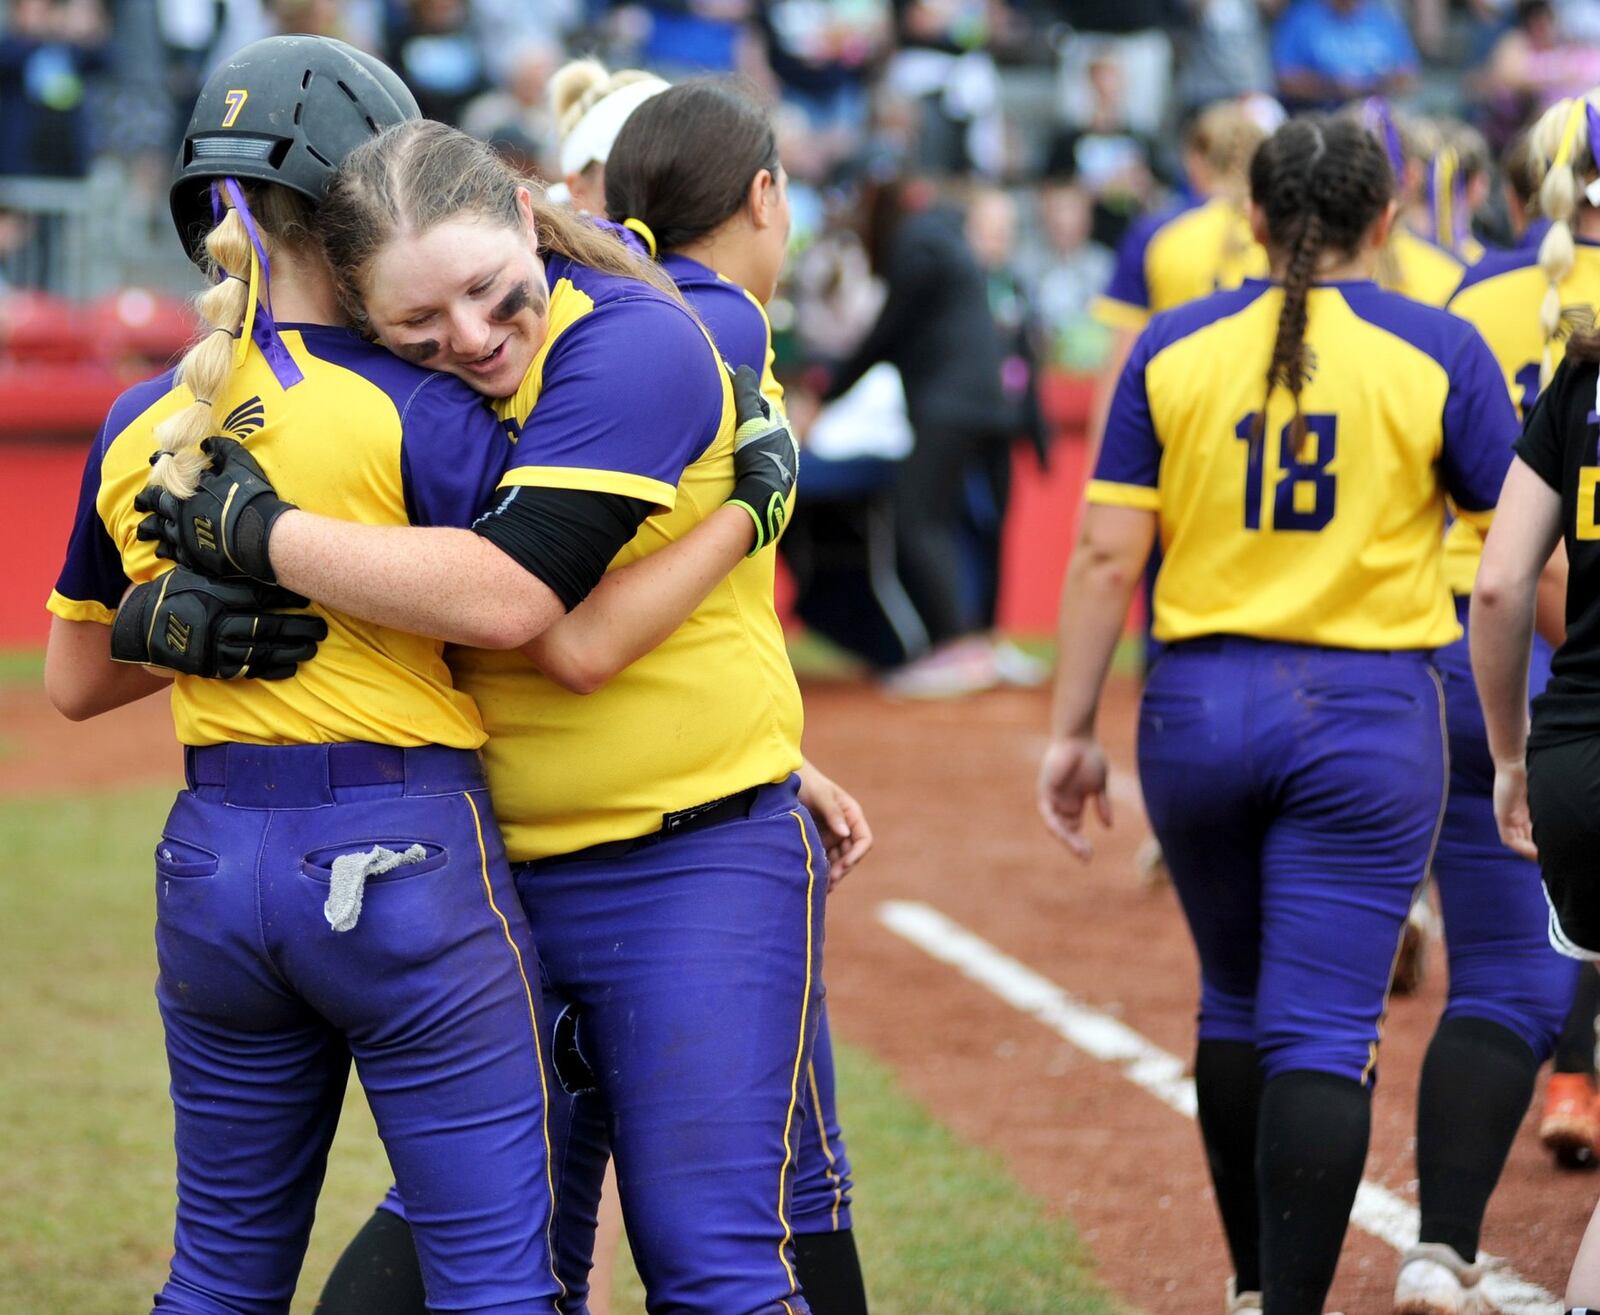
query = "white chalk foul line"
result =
(877, 898, 1559, 1315)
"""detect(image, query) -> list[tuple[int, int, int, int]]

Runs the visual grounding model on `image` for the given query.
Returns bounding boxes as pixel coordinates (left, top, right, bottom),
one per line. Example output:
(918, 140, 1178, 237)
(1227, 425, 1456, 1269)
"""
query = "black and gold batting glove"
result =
(726, 364, 799, 556)
(111, 567, 328, 680)
(134, 437, 295, 583)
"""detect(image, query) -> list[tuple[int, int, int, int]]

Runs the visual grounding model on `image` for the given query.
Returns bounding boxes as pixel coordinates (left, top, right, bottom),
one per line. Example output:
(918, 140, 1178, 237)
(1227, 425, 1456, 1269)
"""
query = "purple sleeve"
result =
(691, 283, 769, 378)
(1441, 327, 1519, 513)
(398, 375, 516, 528)
(1092, 330, 1162, 489)
(52, 424, 129, 615)
(500, 299, 723, 502)
(1102, 219, 1155, 312)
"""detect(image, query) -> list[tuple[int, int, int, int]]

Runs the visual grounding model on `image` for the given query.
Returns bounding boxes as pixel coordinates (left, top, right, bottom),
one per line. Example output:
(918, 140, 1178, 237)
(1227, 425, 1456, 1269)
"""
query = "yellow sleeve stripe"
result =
(1092, 296, 1149, 331)
(1085, 479, 1161, 511)
(1453, 507, 1495, 533)
(46, 590, 115, 625)
(498, 465, 678, 511)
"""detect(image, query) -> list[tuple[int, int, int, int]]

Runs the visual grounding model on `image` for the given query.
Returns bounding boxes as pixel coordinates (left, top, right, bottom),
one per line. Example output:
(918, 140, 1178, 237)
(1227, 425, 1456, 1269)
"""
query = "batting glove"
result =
(134, 437, 295, 583)
(726, 365, 799, 556)
(111, 567, 327, 680)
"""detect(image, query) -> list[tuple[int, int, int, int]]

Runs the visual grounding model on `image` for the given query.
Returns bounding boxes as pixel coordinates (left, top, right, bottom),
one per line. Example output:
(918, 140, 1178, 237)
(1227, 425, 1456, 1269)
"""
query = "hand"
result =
(1492, 759, 1538, 861)
(110, 567, 327, 680)
(1037, 735, 1112, 861)
(726, 365, 799, 556)
(135, 437, 295, 582)
(798, 761, 873, 892)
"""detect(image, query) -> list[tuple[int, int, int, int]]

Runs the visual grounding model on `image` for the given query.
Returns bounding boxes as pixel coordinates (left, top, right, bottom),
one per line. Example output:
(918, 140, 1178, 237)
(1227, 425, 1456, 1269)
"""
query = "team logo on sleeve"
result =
(222, 397, 265, 440)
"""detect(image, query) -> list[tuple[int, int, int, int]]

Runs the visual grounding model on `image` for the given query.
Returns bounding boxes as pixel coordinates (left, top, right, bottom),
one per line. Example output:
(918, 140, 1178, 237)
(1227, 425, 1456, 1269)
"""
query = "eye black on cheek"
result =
(490, 281, 532, 322)
(395, 338, 441, 364)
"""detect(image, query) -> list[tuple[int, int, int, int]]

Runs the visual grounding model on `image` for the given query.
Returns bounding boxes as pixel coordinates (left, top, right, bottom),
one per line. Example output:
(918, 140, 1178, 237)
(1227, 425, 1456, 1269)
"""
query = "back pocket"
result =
(301, 840, 449, 884)
(155, 837, 219, 880)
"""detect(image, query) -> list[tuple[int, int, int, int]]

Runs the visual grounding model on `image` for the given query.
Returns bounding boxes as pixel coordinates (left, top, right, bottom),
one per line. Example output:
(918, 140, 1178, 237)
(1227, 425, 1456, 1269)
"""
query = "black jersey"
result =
(1515, 355, 1600, 745)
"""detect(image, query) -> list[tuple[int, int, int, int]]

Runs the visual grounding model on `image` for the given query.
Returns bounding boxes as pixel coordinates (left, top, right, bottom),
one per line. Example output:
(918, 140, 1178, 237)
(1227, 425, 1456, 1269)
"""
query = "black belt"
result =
(529, 786, 762, 866)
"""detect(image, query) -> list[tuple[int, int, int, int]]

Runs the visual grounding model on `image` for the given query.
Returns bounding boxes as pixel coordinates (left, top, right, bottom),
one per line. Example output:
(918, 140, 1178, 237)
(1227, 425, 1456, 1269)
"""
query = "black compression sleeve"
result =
(473, 486, 653, 611)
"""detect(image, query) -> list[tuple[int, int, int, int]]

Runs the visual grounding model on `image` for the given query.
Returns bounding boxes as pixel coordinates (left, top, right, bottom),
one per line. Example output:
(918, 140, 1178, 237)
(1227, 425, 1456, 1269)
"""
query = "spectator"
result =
(627, 0, 757, 77)
(384, 0, 489, 125)
(1041, 49, 1158, 250)
(0, 0, 108, 178)
(823, 176, 1012, 696)
(1175, 0, 1282, 114)
(1271, 0, 1418, 112)
(883, 0, 1005, 175)
(758, 0, 893, 172)
(1481, 0, 1600, 152)
(1021, 172, 1114, 369)
(461, 38, 560, 174)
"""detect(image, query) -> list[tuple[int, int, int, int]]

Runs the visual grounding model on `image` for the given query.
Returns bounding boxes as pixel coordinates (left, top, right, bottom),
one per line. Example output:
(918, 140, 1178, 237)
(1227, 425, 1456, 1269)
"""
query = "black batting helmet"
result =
(170, 35, 419, 263)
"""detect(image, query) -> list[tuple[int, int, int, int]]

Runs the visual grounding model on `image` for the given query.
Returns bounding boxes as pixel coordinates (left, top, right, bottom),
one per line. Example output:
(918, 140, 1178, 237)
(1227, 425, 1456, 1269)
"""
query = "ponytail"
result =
(1530, 97, 1595, 386)
(148, 208, 253, 497)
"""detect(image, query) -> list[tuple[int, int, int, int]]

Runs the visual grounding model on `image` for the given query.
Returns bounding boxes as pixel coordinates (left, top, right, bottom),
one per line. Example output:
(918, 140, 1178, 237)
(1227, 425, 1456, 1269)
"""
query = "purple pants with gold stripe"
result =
(150, 744, 561, 1315)
(792, 1005, 854, 1236)
(1138, 639, 1447, 1086)
(523, 775, 826, 1315)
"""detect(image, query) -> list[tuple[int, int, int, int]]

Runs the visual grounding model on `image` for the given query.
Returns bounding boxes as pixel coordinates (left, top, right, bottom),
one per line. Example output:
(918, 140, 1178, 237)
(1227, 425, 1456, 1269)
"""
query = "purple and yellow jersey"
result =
(1088, 279, 1516, 649)
(1443, 241, 1600, 592)
(1093, 197, 1269, 330)
(450, 254, 804, 861)
(662, 252, 785, 414)
(48, 326, 511, 747)
(1385, 228, 1464, 307)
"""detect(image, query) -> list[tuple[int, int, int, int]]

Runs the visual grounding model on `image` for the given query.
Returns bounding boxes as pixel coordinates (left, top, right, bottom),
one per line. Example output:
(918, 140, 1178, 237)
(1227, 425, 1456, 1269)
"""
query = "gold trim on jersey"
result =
(1091, 295, 1150, 331)
(496, 464, 677, 509)
(1085, 478, 1161, 511)
(46, 589, 116, 626)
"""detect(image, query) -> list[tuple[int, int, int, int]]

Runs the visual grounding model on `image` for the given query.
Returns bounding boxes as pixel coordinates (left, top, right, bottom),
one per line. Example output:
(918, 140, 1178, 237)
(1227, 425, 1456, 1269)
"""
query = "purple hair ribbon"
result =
(211, 178, 305, 391)
(1362, 97, 1405, 181)
(1586, 101, 1600, 205)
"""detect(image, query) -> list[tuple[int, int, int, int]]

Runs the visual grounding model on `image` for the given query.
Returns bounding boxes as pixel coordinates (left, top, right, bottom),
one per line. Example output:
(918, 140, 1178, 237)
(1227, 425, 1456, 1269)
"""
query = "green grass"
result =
(1, 786, 1122, 1315)
(0, 648, 43, 688)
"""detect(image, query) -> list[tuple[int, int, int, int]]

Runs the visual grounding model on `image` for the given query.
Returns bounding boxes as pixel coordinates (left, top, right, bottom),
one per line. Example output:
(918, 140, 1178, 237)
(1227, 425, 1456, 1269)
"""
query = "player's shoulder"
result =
(664, 253, 770, 373)
(1450, 243, 1539, 301)
(101, 367, 181, 448)
(1139, 279, 1271, 358)
(288, 324, 488, 428)
(1337, 281, 1483, 368)
(1135, 196, 1208, 249)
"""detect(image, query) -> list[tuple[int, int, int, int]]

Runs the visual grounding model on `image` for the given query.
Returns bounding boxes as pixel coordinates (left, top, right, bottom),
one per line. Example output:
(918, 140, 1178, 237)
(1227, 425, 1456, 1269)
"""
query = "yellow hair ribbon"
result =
(233, 243, 260, 370)
(622, 217, 658, 259)
(1554, 98, 1588, 170)
(1434, 150, 1455, 250)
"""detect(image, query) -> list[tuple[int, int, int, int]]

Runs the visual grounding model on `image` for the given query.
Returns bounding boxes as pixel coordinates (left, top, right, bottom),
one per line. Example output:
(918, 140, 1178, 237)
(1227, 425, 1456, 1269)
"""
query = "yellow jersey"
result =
(48, 326, 511, 748)
(1442, 239, 1600, 593)
(449, 254, 805, 861)
(1385, 229, 1464, 307)
(1087, 279, 1517, 649)
(1094, 196, 1269, 329)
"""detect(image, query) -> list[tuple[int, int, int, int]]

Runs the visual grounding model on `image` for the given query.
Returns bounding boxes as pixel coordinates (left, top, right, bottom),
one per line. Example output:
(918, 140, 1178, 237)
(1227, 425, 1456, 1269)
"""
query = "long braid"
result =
(1251, 117, 1393, 454)
(1528, 96, 1594, 386)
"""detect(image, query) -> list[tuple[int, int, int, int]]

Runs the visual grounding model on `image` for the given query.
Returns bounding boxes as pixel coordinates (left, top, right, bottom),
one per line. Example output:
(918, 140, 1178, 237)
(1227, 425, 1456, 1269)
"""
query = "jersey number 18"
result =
(1235, 413, 1338, 533)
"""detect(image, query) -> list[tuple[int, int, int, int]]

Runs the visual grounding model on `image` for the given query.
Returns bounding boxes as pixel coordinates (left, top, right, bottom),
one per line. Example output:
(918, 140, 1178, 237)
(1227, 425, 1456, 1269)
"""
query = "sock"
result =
(314, 1208, 427, 1315)
(1196, 1039, 1265, 1293)
(794, 1229, 870, 1315)
(1258, 1069, 1371, 1315)
(1417, 1017, 1540, 1262)
(1554, 970, 1600, 1075)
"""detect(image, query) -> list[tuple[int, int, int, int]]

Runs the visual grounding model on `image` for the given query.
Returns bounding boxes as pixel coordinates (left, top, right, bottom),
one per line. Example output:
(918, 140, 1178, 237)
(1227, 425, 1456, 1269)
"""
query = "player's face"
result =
(362, 193, 547, 400)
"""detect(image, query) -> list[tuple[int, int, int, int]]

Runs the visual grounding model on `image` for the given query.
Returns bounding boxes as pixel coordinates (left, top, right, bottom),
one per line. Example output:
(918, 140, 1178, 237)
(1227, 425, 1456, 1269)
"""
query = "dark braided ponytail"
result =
(1249, 116, 1394, 451)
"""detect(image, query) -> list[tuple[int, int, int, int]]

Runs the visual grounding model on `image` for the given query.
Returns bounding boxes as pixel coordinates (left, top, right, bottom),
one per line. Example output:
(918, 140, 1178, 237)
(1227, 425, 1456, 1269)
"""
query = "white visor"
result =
(560, 78, 671, 178)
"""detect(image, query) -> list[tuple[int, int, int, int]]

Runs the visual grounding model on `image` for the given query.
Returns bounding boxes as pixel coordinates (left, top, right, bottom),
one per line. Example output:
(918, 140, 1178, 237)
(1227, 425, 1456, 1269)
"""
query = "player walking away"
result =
(142, 120, 827, 1315)
(1359, 99, 1469, 306)
(1471, 323, 1600, 1315)
(1037, 117, 1517, 1315)
(42, 37, 570, 1315)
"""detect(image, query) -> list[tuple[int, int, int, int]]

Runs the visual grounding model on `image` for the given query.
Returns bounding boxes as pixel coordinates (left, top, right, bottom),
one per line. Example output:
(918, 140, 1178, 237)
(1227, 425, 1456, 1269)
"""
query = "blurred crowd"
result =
(0, 0, 1588, 689)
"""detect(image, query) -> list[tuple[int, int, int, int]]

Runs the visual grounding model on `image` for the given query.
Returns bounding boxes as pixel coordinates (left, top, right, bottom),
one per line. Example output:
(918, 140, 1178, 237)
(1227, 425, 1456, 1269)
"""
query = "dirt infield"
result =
(9, 671, 1597, 1315)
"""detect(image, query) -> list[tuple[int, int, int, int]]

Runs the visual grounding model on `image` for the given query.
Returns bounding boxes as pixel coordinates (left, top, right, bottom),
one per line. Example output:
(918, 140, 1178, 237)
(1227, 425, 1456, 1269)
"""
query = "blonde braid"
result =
(148, 208, 253, 497)
(1530, 97, 1594, 385)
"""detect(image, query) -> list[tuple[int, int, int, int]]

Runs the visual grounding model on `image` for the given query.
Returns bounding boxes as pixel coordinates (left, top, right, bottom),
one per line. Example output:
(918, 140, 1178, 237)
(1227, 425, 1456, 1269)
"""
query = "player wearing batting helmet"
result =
(46, 35, 576, 1314)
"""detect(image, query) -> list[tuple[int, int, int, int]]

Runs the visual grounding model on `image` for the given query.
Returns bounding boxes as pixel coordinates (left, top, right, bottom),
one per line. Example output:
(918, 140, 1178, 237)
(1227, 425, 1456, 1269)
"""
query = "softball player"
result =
(1358, 100, 1469, 305)
(143, 120, 825, 1315)
(1038, 116, 1517, 1315)
(1473, 335, 1600, 1315)
(1374, 95, 1600, 1315)
(44, 37, 570, 1315)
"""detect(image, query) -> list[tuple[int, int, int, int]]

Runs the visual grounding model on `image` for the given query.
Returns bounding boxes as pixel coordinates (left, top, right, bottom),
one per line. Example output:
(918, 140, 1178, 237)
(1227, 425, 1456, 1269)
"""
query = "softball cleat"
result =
(1540, 1072, 1600, 1169)
(1393, 1243, 1484, 1315)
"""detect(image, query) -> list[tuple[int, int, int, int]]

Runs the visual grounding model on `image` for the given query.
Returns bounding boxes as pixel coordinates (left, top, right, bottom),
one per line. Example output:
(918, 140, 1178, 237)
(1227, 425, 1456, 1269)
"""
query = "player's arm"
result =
(1471, 457, 1562, 858)
(522, 365, 799, 692)
(44, 615, 170, 721)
